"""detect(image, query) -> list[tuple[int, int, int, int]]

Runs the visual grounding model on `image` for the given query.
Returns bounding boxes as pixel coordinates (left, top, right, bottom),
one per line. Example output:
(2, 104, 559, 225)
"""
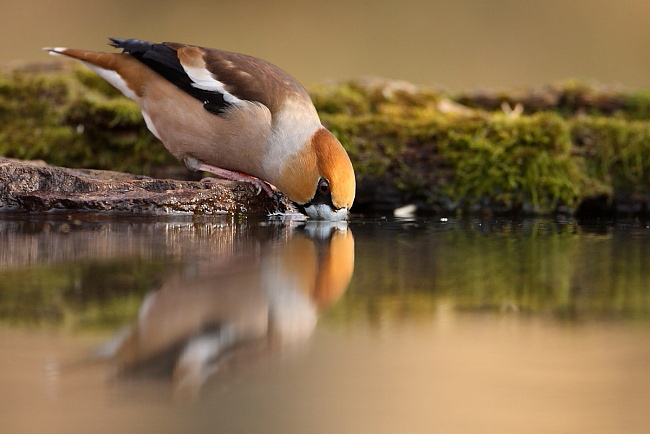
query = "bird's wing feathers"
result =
(110, 38, 310, 116)
(110, 38, 229, 115)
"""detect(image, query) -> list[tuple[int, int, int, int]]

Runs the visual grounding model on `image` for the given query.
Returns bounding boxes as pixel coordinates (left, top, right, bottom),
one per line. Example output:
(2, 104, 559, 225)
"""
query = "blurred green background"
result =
(1, 0, 649, 90)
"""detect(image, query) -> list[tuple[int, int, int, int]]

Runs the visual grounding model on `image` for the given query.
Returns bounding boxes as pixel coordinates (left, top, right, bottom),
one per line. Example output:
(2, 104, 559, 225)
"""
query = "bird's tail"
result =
(43, 45, 144, 100)
(44, 46, 114, 69)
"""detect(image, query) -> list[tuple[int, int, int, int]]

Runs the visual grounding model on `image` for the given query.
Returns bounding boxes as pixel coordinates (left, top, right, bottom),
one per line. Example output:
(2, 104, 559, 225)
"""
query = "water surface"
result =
(1, 216, 649, 434)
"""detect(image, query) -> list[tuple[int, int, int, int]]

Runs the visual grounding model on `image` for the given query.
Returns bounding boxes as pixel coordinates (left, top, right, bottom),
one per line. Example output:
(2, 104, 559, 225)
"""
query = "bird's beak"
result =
(304, 204, 348, 221)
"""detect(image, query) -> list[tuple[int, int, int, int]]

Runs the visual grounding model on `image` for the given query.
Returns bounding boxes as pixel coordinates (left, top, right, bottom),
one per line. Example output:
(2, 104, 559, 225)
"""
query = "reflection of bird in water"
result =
(96, 222, 354, 400)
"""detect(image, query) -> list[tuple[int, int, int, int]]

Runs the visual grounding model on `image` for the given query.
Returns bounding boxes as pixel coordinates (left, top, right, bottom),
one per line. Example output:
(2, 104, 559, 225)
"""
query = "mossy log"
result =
(312, 79, 650, 216)
(2, 63, 650, 216)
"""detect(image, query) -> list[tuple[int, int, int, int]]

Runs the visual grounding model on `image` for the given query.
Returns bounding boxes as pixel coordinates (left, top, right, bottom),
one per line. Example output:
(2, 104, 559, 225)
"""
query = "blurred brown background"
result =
(1, 0, 649, 91)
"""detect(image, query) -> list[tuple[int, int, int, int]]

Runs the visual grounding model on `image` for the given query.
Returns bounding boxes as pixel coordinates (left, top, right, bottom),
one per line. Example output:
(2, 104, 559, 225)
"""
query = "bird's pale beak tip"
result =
(304, 204, 348, 221)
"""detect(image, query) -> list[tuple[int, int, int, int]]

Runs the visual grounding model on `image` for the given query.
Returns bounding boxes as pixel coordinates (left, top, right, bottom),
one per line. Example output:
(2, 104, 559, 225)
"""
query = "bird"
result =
(44, 38, 355, 221)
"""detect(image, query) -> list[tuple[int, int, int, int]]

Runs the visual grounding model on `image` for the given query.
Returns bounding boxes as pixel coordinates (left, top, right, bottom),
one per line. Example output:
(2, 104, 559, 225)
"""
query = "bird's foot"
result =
(185, 157, 275, 197)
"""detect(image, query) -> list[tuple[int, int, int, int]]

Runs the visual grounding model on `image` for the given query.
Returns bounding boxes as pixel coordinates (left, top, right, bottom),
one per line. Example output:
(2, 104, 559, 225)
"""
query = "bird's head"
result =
(278, 128, 355, 221)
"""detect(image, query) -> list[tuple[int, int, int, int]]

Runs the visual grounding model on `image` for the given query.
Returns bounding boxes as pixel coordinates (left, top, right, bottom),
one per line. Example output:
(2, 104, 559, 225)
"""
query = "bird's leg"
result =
(202, 168, 275, 197)
(184, 156, 275, 197)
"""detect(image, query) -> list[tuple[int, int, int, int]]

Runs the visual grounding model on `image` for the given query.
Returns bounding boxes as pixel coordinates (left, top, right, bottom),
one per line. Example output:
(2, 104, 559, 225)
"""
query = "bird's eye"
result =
(317, 178, 330, 195)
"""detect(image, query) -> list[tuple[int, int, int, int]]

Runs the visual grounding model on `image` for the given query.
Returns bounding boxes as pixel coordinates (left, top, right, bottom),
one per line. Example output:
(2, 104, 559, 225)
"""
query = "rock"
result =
(0, 158, 292, 216)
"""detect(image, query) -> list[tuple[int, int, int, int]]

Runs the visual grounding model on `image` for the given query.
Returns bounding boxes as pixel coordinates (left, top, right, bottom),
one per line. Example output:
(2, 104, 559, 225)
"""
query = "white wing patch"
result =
(182, 64, 243, 105)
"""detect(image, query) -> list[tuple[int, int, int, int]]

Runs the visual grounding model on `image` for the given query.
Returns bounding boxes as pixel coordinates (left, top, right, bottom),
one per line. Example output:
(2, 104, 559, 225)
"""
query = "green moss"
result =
(318, 80, 650, 213)
(323, 101, 610, 213)
(0, 66, 177, 175)
(571, 117, 650, 192)
(311, 82, 371, 115)
(621, 89, 650, 120)
(435, 113, 601, 212)
(1, 66, 649, 214)
(324, 113, 409, 178)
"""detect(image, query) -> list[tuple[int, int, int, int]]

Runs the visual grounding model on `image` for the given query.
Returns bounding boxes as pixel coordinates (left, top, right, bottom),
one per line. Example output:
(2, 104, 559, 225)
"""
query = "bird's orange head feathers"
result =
(279, 128, 355, 220)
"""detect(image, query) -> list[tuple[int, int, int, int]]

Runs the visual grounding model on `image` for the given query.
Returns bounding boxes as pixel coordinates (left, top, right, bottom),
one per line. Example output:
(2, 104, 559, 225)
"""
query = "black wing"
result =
(109, 38, 230, 115)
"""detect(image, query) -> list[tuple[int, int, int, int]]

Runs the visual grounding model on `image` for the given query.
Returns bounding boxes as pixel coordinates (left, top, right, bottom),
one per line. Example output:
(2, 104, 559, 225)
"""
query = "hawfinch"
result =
(46, 38, 355, 220)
